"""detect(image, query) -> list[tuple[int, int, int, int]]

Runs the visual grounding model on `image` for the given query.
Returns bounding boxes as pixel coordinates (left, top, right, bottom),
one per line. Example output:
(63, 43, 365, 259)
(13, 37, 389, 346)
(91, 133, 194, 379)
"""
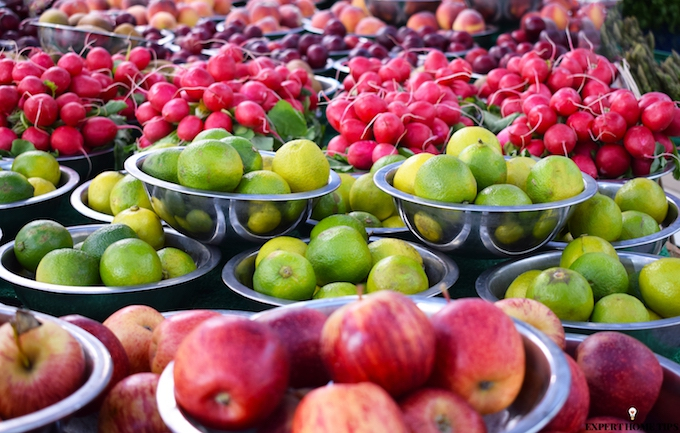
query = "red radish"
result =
(57, 53, 84, 77)
(525, 138, 545, 157)
(218, 43, 243, 64)
(235, 101, 269, 134)
(0, 59, 15, 84)
(527, 105, 558, 134)
(348, 57, 375, 82)
(501, 98, 522, 117)
(408, 100, 436, 127)
(583, 94, 610, 115)
(326, 135, 350, 156)
(550, 88, 581, 116)
(608, 89, 640, 127)
(486, 68, 510, 92)
(262, 90, 280, 112)
(588, 56, 616, 86)
(280, 80, 302, 100)
(340, 118, 372, 143)
(353, 93, 388, 124)
(12, 61, 42, 83)
(448, 58, 472, 80)
(24, 94, 58, 127)
(662, 107, 680, 137)
(254, 68, 283, 92)
(522, 82, 552, 100)
(413, 81, 443, 104)
(631, 157, 653, 177)
(138, 136, 152, 149)
(508, 122, 532, 147)
(135, 102, 159, 125)
(595, 144, 631, 178)
(641, 100, 676, 132)
(378, 65, 401, 84)
(354, 71, 382, 94)
(203, 82, 234, 112)
(567, 111, 595, 143)
(400, 122, 432, 149)
(40, 67, 71, 95)
(204, 111, 233, 132)
(343, 75, 356, 92)
(546, 67, 573, 93)
(115, 96, 135, 120)
(0, 85, 19, 115)
(81, 117, 118, 148)
(572, 154, 598, 178)
(638, 92, 672, 112)
(141, 71, 167, 91)
(372, 112, 405, 145)
(543, 123, 577, 155)
(347, 140, 377, 170)
(522, 94, 550, 116)
(435, 101, 461, 126)
(50, 125, 85, 155)
(17, 76, 47, 97)
(386, 57, 412, 82)
(498, 73, 524, 91)
(69, 75, 102, 99)
(143, 116, 174, 143)
(423, 50, 449, 74)
(521, 57, 550, 83)
(91, 72, 117, 101)
(55, 92, 80, 109)
(506, 56, 522, 75)
(247, 57, 277, 77)
(21, 127, 50, 151)
(623, 125, 656, 159)
(148, 82, 179, 112)
(29, 52, 54, 70)
(591, 111, 627, 143)
(288, 68, 309, 87)
(581, 81, 610, 100)
(239, 81, 269, 105)
(161, 98, 190, 123)
(60, 102, 87, 127)
(372, 143, 398, 163)
(459, 116, 475, 127)
(430, 117, 450, 146)
(573, 140, 599, 158)
(0, 127, 17, 151)
(326, 98, 356, 131)
(564, 48, 598, 72)
(129, 47, 151, 70)
(177, 116, 204, 142)
(653, 132, 675, 154)
(393, 92, 412, 105)
(113, 61, 141, 87)
(85, 47, 113, 72)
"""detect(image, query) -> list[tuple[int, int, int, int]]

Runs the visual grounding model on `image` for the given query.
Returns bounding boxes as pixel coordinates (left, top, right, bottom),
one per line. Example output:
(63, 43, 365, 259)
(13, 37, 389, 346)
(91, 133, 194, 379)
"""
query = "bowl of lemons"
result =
(0, 222, 220, 321)
(0, 151, 80, 239)
(124, 133, 341, 245)
(372, 131, 598, 258)
(545, 179, 680, 255)
(475, 244, 680, 360)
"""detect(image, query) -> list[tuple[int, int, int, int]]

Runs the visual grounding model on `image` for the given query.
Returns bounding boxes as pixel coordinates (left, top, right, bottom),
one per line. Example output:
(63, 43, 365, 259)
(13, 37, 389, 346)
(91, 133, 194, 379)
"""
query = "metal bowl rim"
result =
(69, 178, 115, 223)
(373, 161, 599, 212)
(0, 165, 80, 211)
(34, 21, 148, 43)
(475, 250, 680, 331)
(221, 236, 460, 306)
(125, 149, 342, 201)
(0, 224, 221, 295)
(0, 305, 113, 433)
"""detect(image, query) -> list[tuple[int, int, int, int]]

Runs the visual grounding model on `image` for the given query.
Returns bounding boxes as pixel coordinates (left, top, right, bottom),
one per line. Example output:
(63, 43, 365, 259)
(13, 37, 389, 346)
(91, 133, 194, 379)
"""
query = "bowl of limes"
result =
(0, 153, 80, 239)
(373, 153, 599, 258)
(475, 249, 680, 360)
(545, 179, 680, 255)
(0, 223, 220, 321)
(124, 137, 341, 245)
(222, 234, 459, 306)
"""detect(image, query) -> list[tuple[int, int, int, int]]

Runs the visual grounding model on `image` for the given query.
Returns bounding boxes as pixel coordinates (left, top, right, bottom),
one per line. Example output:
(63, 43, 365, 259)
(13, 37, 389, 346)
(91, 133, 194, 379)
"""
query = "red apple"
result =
(576, 331, 663, 422)
(542, 354, 590, 433)
(148, 309, 222, 375)
(60, 314, 131, 412)
(428, 298, 525, 415)
(173, 315, 290, 431)
(399, 388, 486, 433)
(97, 372, 168, 433)
(256, 390, 304, 433)
(320, 291, 435, 397)
(103, 305, 165, 375)
(292, 382, 409, 432)
(494, 298, 566, 350)
(255, 306, 330, 389)
(0, 311, 86, 419)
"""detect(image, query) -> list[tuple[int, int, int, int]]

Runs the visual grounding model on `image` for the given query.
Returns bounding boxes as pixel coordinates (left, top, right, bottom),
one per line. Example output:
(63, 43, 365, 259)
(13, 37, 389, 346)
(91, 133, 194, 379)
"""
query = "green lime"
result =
(235, 170, 290, 195)
(193, 128, 232, 142)
(569, 252, 629, 301)
(458, 141, 507, 191)
(370, 154, 407, 174)
(11, 150, 60, 186)
(567, 193, 622, 241)
(560, 235, 618, 269)
(591, 293, 649, 323)
(221, 136, 263, 173)
(0, 171, 34, 203)
(99, 238, 163, 286)
(272, 139, 330, 193)
(526, 267, 594, 321)
(35, 248, 100, 286)
(306, 225, 372, 286)
(393, 153, 434, 195)
(348, 211, 383, 228)
(111, 206, 165, 250)
(28, 177, 56, 196)
(366, 255, 429, 295)
(253, 250, 316, 300)
(245, 202, 281, 234)
(505, 269, 542, 298)
(525, 155, 584, 203)
(313, 282, 358, 299)
(157, 247, 197, 279)
(80, 224, 139, 261)
(619, 210, 660, 240)
(310, 214, 367, 241)
(474, 184, 532, 206)
(614, 177, 668, 224)
(109, 174, 153, 216)
(141, 147, 183, 184)
(506, 156, 536, 191)
(349, 173, 396, 221)
(14, 220, 73, 273)
(177, 139, 244, 192)
(367, 238, 423, 268)
(256, 236, 308, 268)
(639, 257, 680, 318)
(413, 154, 477, 203)
(87, 171, 125, 216)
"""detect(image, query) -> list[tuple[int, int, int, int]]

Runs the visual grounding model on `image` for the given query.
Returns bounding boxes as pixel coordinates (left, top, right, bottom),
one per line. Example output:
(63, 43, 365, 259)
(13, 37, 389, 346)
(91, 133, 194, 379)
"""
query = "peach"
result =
(122, 0, 145, 7)
(331, 0, 350, 16)
(148, 10, 177, 29)
(177, 4, 200, 26)
(295, 0, 316, 18)
(256, 15, 280, 32)
(86, 0, 109, 10)
(107, 0, 122, 8)
(250, 1, 281, 23)
(59, 0, 89, 16)
(190, 1, 214, 17)
(187, 0, 214, 8)
(407, 10, 438, 32)
(338, 5, 367, 33)
(226, 7, 250, 24)
(452, 8, 485, 34)
(354, 16, 385, 35)
(213, 0, 231, 14)
(147, 0, 178, 19)
(540, 2, 569, 31)
(352, 0, 369, 15)
(280, 4, 303, 28)
(126, 5, 148, 25)
(576, 2, 606, 31)
(436, 1, 466, 29)
(310, 9, 334, 29)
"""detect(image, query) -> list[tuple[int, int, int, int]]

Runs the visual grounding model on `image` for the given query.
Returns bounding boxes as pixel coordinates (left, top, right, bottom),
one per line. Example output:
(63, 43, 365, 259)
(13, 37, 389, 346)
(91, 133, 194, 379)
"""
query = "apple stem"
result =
(356, 283, 364, 301)
(11, 325, 31, 370)
(215, 392, 231, 407)
(439, 284, 451, 303)
(479, 381, 493, 391)
(435, 414, 452, 433)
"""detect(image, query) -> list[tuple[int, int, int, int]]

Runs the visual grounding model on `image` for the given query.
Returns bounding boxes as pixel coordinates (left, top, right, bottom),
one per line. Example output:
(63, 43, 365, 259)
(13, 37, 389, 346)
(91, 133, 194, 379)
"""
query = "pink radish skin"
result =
(148, 82, 179, 112)
(638, 92, 672, 112)
(508, 122, 532, 147)
(372, 143, 398, 163)
(521, 57, 550, 83)
(631, 157, 653, 177)
(202, 82, 234, 113)
(596, 144, 631, 178)
(423, 50, 449, 74)
(136, 102, 160, 126)
(525, 138, 545, 157)
(641, 100, 676, 132)
(543, 123, 577, 155)
(354, 72, 382, 94)
(177, 116, 204, 142)
(653, 132, 675, 155)
(30, 52, 54, 70)
(522, 94, 550, 116)
(181, 67, 215, 101)
(353, 93, 387, 124)
(41, 67, 71, 95)
(239, 81, 269, 105)
(591, 111, 627, 143)
(115, 96, 136, 120)
(550, 88, 581, 117)
(413, 81, 443, 104)
(486, 68, 510, 92)
(527, 105, 558, 134)
(340, 118, 372, 143)
(280, 80, 302, 100)
(572, 154, 598, 178)
(583, 94, 610, 116)
(56, 92, 80, 109)
(129, 47, 151, 70)
(326, 135, 350, 157)
(69, 75, 102, 99)
(50, 126, 85, 156)
(581, 81, 611, 100)
(608, 89, 640, 127)
(24, 94, 58, 127)
(254, 68, 283, 92)
(0, 127, 17, 151)
(501, 98, 522, 117)
(623, 125, 656, 159)
(400, 122, 432, 149)
(85, 47, 113, 72)
(408, 101, 436, 127)
(284, 98, 303, 114)
(497, 127, 511, 147)
(92, 72, 117, 101)
(342, 75, 355, 93)
(141, 72, 167, 91)
(60, 102, 87, 127)
(348, 57, 375, 82)
(326, 98, 356, 131)
(435, 101, 461, 126)
(262, 90, 280, 112)
(573, 140, 599, 158)
(546, 67, 573, 93)
(372, 112, 405, 145)
(204, 111, 233, 133)
(82, 117, 118, 148)
(661, 107, 680, 137)
(21, 126, 50, 151)
(12, 62, 42, 83)
(347, 140, 377, 170)
(161, 98, 190, 123)
(113, 61, 141, 86)
(17, 76, 47, 97)
(143, 116, 174, 143)
(0, 59, 15, 84)
(430, 118, 450, 146)
(0, 85, 19, 114)
(235, 101, 269, 134)
(57, 53, 84, 77)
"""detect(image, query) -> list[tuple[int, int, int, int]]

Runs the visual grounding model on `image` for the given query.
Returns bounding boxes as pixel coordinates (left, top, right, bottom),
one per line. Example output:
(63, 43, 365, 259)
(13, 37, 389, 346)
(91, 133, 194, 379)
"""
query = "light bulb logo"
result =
(628, 407, 637, 420)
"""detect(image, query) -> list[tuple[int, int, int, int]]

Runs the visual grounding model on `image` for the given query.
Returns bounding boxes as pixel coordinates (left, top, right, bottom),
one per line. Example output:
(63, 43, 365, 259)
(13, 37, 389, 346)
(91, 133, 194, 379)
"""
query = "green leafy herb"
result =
(268, 100, 307, 141)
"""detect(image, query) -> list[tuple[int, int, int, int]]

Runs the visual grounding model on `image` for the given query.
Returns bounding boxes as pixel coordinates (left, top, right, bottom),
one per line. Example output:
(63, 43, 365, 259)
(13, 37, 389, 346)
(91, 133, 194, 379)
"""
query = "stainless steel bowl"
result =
(0, 163, 80, 240)
(69, 177, 115, 223)
(315, 76, 341, 99)
(35, 22, 147, 54)
(475, 250, 680, 359)
(565, 333, 680, 424)
(546, 181, 680, 254)
(373, 161, 599, 258)
(0, 224, 221, 322)
(0, 304, 112, 433)
(221, 236, 460, 306)
(124, 149, 342, 245)
(156, 297, 571, 433)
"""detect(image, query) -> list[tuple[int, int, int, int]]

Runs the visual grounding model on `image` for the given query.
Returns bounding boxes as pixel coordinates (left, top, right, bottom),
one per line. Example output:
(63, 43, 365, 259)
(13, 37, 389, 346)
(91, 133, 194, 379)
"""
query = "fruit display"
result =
(223, 0, 314, 35)
(0, 151, 65, 203)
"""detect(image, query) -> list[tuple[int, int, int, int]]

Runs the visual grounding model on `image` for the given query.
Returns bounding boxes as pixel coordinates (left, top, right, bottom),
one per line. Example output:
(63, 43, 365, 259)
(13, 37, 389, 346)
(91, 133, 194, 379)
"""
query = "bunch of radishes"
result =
(324, 51, 477, 170)
(0, 46, 152, 156)
(134, 42, 320, 148)
(482, 47, 680, 179)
